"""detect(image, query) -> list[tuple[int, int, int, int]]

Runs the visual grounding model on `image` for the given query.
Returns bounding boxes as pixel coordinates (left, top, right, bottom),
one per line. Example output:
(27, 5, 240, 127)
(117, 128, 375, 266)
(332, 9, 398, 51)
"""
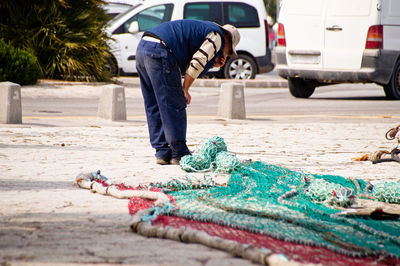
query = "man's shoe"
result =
(170, 158, 181, 165)
(156, 158, 170, 165)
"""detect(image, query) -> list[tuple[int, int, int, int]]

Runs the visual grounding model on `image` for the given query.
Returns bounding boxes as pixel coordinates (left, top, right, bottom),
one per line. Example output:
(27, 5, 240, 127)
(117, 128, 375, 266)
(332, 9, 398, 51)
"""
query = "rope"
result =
(353, 124, 400, 163)
(130, 213, 297, 265)
(372, 148, 400, 164)
(76, 171, 170, 205)
(385, 124, 400, 142)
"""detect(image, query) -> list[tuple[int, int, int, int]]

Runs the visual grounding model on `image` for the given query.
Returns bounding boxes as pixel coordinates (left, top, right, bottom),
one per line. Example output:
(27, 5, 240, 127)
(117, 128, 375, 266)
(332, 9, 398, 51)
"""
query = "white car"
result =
(105, 0, 274, 79)
(103, 2, 134, 18)
(275, 0, 400, 100)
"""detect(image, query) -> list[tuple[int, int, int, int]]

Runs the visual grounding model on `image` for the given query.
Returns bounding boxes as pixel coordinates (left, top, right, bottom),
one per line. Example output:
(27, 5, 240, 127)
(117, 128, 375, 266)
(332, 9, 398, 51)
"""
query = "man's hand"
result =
(214, 55, 226, 68)
(183, 73, 194, 105)
(184, 90, 191, 105)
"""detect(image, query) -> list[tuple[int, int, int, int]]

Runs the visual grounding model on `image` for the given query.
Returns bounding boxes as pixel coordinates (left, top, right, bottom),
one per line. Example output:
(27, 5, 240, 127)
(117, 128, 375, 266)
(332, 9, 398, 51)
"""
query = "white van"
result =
(275, 0, 400, 100)
(105, 0, 274, 79)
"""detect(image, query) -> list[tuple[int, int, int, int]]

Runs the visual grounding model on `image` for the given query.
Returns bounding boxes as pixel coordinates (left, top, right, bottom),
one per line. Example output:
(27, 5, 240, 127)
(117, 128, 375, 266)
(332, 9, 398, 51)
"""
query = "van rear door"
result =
(323, 0, 378, 70)
(280, 0, 326, 68)
(382, 1, 400, 50)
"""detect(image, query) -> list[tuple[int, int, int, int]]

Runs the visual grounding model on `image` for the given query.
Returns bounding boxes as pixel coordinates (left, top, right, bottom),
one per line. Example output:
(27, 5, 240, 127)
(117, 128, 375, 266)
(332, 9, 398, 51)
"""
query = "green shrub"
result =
(0, 39, 42, 85)
(0, 0, 113, 82)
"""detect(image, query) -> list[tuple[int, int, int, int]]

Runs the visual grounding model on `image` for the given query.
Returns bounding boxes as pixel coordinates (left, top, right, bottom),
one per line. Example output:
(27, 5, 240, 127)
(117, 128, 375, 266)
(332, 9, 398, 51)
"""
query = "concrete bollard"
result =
(217, 82, 246, 120)
(97, 84, 127, 121)
(0, 81, 22, 124)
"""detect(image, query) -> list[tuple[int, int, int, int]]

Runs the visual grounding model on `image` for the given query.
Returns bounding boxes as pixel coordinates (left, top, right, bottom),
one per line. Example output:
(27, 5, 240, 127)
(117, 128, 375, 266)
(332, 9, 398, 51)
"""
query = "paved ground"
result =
(1, 80, 399, 266)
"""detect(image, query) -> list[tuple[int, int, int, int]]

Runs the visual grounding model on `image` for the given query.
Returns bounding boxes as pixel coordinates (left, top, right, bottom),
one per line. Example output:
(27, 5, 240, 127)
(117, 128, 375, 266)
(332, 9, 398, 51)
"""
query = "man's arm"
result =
(186, 31, 222, 79)
(184, 31, 223, 104)
(183, 73, 194, 104)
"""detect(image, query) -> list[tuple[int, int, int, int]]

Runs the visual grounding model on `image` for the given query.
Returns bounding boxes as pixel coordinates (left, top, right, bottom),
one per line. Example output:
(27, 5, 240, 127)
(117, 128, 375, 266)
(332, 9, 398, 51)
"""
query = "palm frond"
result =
(0, 0, 112, 81)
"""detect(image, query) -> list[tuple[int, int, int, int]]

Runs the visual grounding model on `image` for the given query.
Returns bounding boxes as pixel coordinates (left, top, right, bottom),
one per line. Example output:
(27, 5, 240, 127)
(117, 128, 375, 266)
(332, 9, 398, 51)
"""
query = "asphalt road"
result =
(21, 81, 400, 122)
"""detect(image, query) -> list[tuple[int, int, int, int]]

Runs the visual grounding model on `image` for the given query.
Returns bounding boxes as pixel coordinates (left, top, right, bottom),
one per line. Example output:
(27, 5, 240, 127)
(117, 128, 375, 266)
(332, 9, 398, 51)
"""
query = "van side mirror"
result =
(128, 21, 139, 34)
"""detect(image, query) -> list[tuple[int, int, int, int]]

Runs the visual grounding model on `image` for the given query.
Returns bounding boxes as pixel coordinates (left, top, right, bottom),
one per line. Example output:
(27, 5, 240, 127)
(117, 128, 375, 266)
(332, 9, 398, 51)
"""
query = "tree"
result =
(0, 0, 113, 81)
(264, 0, 277, 24)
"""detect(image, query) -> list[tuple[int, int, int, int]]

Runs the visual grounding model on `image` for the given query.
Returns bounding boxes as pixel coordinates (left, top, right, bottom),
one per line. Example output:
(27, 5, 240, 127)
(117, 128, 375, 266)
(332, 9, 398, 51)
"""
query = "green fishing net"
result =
(180, 136, 240, 173)
(373, 181, 400, 204)
(158, 137, 400, 258)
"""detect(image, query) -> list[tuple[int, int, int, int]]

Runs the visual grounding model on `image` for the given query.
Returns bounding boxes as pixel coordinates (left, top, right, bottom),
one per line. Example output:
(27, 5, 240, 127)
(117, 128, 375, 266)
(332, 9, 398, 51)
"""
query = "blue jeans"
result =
(136, 39, 190, 160)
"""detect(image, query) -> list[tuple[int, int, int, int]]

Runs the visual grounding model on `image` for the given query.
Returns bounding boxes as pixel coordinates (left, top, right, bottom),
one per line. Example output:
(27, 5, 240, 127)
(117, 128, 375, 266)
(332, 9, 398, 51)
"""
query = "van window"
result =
(113, 4, 173, 34)
(184, 2, 259, 28)
(327, 0, 371, 17)
(224, 3, 259, 28)
(183, 3, 223, 24)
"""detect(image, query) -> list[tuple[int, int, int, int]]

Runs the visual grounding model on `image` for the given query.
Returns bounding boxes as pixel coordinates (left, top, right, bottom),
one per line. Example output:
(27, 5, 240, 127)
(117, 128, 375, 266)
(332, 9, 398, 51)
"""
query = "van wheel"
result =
(288, 77, 316, 98)
(383, 60, 400, 100)
(223, 55, 256, 79)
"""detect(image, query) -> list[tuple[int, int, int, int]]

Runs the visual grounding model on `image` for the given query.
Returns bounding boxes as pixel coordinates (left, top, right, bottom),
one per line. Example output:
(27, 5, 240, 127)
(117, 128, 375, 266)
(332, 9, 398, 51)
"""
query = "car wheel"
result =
(105, 55, 119, 76)
(223, 54, 257, 79)
(383, 60, 400, 100)
(288, 77, 316, 98)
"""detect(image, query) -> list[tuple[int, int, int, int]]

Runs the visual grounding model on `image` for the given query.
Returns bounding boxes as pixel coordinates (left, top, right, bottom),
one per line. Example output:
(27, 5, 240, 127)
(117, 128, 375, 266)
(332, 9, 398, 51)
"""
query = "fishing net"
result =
(76, 136, 400, 265)
(168, 161, 399, 256)
(373, 181, 400, 204)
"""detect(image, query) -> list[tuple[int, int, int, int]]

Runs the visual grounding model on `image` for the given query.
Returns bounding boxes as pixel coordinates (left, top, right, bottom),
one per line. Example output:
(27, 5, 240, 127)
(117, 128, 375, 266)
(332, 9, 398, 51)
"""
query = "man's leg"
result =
(149, 48, 191, 160)
(136, 41, 171, 161)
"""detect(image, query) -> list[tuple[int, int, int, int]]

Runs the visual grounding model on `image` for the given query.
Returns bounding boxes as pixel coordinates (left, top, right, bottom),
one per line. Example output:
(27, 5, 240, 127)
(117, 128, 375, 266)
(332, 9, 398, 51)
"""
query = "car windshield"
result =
(107, 3, 142, 26)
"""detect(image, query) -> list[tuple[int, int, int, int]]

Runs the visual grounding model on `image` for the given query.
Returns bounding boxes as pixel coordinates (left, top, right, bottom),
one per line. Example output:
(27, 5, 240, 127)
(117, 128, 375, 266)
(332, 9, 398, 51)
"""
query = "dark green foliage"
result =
(0, 0, 113, 82)
(0, 39, 42, 85)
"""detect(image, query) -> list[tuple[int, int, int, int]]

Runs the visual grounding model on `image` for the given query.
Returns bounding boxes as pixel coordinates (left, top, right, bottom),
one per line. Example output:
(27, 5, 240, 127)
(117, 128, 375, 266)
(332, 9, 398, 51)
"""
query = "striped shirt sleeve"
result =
(187, 31, 223, 79)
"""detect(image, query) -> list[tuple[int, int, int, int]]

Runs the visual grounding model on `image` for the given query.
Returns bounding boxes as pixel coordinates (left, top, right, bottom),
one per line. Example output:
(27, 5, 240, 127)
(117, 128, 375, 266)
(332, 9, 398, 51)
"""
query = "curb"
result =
(37, 79, 108, 86)
(193, 78, 287, 88)
(118, 77, 288, 89)
(36, 77, 288, 89)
